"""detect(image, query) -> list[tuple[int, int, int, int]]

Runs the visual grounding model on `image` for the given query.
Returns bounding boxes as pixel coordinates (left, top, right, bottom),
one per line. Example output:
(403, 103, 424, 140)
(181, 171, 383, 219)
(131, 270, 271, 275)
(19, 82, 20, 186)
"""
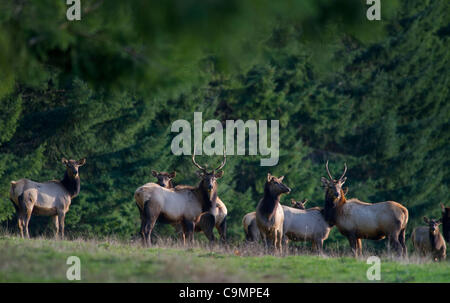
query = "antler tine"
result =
(192, 144, 206, 171)
(340, 162, 347, 181)
(215, 147, 227, 171)
(325, 160, 333, 180)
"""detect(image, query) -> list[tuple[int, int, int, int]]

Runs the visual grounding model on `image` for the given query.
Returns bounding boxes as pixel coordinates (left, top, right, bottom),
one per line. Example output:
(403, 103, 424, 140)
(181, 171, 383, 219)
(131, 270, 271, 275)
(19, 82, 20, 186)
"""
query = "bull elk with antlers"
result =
(134, 149, 226, 246)
(321, 161, 409, 257)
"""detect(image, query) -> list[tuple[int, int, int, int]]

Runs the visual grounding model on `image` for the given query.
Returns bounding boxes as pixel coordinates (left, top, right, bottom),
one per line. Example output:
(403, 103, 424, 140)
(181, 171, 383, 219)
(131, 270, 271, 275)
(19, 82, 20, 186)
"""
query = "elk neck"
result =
(61, 171, 81, 198)
(323, 188, 346, 227)
(259, 182, 281, 219)
(428, 227, 440, 251)
(197, 180, 217, 213)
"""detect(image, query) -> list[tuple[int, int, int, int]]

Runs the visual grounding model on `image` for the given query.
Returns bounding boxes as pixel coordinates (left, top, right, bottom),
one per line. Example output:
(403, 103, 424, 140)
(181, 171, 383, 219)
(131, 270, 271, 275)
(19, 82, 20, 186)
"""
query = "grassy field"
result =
(0, 234, 449, 283)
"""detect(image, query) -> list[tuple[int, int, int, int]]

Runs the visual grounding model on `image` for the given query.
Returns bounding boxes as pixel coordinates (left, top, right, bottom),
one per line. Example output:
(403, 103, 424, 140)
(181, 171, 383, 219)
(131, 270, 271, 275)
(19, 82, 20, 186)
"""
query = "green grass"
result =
(0, 235, 449, 282)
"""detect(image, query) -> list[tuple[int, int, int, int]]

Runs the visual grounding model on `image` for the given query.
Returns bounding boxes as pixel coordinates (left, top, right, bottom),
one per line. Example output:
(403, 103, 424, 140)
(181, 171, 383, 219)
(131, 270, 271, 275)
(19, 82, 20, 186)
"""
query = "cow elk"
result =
(411, 217, 446, 261)
(9, 157, 86, 239)
(441, 203, 450, 243)
(282, 201, 331, 254)
(256, 173, 291, 254)
(135, 170, 176, 244)
(321, 161, 409, 257)
(243, 198, 308, 243)
(134, 149, 226, 246)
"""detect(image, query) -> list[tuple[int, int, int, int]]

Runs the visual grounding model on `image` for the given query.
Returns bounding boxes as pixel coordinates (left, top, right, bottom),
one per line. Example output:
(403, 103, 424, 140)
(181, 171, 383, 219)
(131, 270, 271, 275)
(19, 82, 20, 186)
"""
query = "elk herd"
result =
(7, 156, 449, 262)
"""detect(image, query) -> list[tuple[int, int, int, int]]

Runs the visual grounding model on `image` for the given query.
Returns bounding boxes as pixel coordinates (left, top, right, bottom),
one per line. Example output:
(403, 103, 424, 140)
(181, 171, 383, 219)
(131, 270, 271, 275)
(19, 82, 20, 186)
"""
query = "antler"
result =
(192, 144, 206, 171)
(325, 160, 333, 180)
(215, 147, 227, 171)
(301, 199, 308, 205)
(340, 162, 347, 181)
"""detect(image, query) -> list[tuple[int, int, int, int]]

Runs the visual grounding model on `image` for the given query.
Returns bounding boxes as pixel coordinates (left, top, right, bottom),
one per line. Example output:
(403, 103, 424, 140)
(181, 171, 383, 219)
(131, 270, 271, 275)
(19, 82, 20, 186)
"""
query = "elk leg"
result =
(356, 238, 362, 257)
(197, 212, 216, 244)
(143, 200, 160, 247)
(53, 215, 59, 239)
(17, 194, 26, 238)
(137, 203, 145, 244)
(24, 205, 34, 239)
(398, 228, 407, 258)
(182, 219, 195, 245)
(348, 235, 358, 257)
(316, 238, 324, 255)
(217, 217, 227, 243)
(17, 215, 25, 239)
(276, 229, 283, 255)
(388, 232, 402, 257)
(58, 212, 66, 240)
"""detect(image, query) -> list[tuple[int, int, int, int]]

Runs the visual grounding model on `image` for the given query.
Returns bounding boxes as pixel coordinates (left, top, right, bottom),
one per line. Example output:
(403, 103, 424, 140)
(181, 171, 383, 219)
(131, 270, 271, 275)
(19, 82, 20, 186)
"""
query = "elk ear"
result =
(61, 158, 68, 165)
(278, 176, 285, 182)
(321, 177, 330, 187)
(215, 170, 224, 178)
(302, 199, 308, 205)
(441, 203, 446, 214)
(340, 177, 347, 185)
(423, 217, 429, 223)
(151, 170, 158, 177)
(267, 173, 272, 182)
(196, 170, 204, 178)
(77, 158, 86, 166)
(169, 171, 176, 179)
(437, 218, 442, 225)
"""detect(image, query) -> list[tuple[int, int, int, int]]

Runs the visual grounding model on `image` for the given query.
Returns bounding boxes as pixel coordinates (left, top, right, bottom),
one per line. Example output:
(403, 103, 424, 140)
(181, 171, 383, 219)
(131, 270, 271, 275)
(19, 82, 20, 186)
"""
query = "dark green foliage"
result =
(0, 0, 448, 248)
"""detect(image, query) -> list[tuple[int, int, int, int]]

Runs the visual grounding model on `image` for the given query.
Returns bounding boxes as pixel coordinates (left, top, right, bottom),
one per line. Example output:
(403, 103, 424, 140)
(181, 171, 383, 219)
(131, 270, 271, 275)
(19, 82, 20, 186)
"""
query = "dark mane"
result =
(323, 188, 346, 227)
(259, 182, 280, 219)
(61, 171, 80, 198)
(197, 180, 217, 213)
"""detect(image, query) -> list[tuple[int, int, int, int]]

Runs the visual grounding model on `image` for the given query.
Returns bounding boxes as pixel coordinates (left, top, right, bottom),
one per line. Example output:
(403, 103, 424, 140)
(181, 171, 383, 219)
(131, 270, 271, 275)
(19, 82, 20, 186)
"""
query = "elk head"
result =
(424, 217, 442, 234)
(152, 170, 176, 188)
(441, 203, 450, 242)
(192, 147, 226, 201)
(321, 160, 347, 202)
(266, 173, 291, 197)
(321, 161, 347, 226)
(62, 158, 86, 178)
(291, 198, 308, 210)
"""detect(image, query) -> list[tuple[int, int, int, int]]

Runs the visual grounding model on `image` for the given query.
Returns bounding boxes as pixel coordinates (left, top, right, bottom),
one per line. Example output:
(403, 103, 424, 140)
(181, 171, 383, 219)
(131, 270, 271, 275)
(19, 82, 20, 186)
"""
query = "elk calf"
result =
(412, 217, 446, 261)
(9, 158, 86, 239)
(321, 161, 408, 257)
(256, 173, 291, 254)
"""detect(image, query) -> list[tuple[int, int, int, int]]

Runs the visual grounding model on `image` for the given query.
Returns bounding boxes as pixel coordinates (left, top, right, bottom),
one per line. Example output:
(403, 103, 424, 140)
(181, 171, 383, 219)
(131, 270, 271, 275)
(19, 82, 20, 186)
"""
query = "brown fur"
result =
(9, 158, 86, 239)
(256, 173, 291, 254)
(137, 151, 226, 246)
(321, 162, 408, 257)
(412, 217, 446, 261)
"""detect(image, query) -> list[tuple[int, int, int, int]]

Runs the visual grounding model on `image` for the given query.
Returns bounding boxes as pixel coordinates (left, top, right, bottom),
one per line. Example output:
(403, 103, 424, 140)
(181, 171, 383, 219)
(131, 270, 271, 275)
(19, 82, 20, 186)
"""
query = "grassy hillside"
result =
(1, 235, 449, 283)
